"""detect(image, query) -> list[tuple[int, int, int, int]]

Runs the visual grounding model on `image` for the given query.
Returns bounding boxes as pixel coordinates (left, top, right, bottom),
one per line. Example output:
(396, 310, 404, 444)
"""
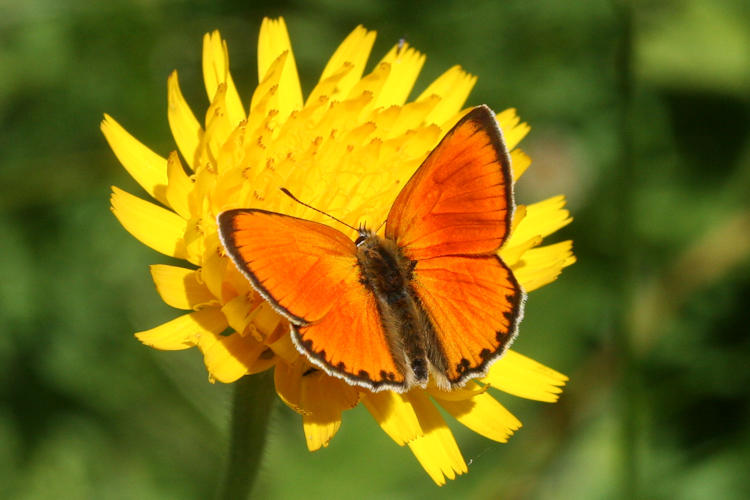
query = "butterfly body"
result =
(352, 230, 449, 389)
(218, 105, 525, 393)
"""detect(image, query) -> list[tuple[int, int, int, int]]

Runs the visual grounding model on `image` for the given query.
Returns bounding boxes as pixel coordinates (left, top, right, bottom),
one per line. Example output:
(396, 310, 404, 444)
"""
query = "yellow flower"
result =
(104, 17, 574, 485)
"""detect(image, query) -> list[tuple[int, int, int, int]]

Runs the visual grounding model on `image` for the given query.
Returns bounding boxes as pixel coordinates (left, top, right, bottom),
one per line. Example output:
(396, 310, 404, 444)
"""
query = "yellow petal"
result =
(202, 31, 245, 127)
(361, 390, 423, 446)
(167, 71, 203, 170)
(274, 359, 306, 414)
(316, 24, 376, 102)
(201, 241, 226, 301)
(215, 122, 249, 178)
(371, 97, 441, 141)
(511, 148, 531, 181)
(499, 204, 536, 264)
(307, 64, 353, 107)
(267, 329, 301, 363)
(165, 151, 193, 219)
(248, 301, 283, 339)
(110, 187, 189, 261)
(433, 383, 521, 443)
(513, 240, 576, 292)
(406, 391, 467, 486)
(500, 231, 543, 268)
(202, 83, 235, 166)
(301, 371, 360, 451)
(221, 294, 254, 335)
(198, 331, 274, 383)
(303, 413, 340, 452)
(346, 61, 391, 110)
(510, 204, 527, 236)
(416, 66, 477, 125)
(496, 108, 530, 150)
(508, 195, 572, 246)
(248, 51, 288, 125)
(101, 115, 168, 205)
(373, 42, 425, 108)
(427, 381, 486, 402)
(258, 18, 303, 119)
(150, 264, 216, 310)
(223, 262, 252, 297)
(482, 350, 568, 402)
(135, 308, 228, 350)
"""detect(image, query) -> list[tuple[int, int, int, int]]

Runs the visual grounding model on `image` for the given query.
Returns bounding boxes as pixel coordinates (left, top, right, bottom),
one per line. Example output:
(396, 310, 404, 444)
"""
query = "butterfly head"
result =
(355, 225, 373, 247)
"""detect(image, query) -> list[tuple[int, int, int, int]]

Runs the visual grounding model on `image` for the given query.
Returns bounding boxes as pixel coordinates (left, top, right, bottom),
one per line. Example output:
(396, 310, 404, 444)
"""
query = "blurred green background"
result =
(2, 0, 749, 498)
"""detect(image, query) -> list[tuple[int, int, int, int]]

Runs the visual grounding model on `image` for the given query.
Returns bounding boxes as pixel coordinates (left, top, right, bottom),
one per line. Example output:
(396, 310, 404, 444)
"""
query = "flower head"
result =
(104, 17, 574, 485)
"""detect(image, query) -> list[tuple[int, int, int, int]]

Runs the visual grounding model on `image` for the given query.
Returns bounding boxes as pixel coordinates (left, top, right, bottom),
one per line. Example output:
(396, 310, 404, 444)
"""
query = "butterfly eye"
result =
(355, 234, 367, 246)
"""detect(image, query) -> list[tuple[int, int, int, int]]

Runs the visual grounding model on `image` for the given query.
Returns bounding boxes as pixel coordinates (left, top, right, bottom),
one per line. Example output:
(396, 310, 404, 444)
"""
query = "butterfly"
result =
(217, 105, 525, 393)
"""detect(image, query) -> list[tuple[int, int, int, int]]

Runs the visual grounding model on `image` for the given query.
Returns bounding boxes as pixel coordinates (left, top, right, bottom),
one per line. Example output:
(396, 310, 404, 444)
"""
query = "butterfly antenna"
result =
(280, 188, 359, 233)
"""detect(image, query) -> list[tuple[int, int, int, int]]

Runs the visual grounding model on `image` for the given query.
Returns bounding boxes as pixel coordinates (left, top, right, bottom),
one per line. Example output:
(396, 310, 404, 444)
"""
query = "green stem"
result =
(216, 371, 276, 500)
(614, 0, 637, 498)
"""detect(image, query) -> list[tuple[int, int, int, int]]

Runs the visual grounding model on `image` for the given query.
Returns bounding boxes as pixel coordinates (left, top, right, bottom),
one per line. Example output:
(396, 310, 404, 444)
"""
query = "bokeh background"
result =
(2, 1, 749, 498)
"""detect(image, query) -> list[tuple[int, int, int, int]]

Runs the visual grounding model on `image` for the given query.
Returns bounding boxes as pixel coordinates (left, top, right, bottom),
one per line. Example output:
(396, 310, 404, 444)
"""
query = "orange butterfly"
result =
(218, 105, 525, 393)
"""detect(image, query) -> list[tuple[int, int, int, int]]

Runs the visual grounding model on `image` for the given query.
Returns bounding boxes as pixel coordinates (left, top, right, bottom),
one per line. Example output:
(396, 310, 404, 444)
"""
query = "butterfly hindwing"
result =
(218, 209, 406, 390)
(292, 283, 408, 391)
(385, 105, 514, 261)
(413, 255, 525, 385)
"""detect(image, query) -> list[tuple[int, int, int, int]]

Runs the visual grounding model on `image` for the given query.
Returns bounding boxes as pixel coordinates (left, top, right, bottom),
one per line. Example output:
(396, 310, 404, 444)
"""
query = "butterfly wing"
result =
(218, 210, 406, 391)
(385, 105, 514, 261)
(384, 105, 525, 387)
(412, 255, 524, 386)
(292, 286, 407, 391)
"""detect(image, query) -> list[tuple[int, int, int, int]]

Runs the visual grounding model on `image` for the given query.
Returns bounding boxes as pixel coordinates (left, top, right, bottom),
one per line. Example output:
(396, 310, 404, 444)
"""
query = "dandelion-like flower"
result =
(104, 18, 574, 485)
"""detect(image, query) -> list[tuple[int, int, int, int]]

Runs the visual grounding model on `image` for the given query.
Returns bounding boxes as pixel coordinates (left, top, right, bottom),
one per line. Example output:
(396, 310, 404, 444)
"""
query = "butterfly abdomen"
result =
(356, 233, 447, 388)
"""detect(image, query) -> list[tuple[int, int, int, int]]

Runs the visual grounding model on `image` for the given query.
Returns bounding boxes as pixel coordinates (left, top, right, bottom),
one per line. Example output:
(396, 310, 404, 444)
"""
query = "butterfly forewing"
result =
(385, 105, 514, 261)
(218, 210, 406, 390)
(218, 209, 357, 324)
